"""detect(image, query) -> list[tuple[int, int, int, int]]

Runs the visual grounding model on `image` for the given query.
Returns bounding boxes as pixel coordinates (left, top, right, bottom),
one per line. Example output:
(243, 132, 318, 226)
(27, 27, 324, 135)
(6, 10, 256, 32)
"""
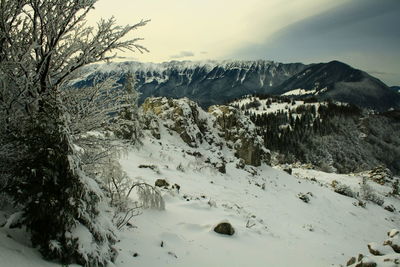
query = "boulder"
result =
(346, 257, 356, 266)
(283, 167, 292, 175)
(214, 222, 235, 236)
(155, 179, 169, 188)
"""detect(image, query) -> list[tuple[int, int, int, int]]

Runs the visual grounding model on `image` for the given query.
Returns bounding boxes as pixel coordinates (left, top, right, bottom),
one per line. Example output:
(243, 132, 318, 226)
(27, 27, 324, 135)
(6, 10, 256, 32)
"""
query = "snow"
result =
(0, 224, 80, 267)
(282, 88, 316, 96)
(231, 96, 323, 116)
(86, 60, 280, 76)
(1, 102, 399, 267)
(115, 135, 400, 267)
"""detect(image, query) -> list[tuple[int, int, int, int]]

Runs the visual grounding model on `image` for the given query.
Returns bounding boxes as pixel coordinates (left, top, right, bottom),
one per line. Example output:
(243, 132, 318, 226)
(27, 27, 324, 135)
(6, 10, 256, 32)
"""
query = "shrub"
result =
(333, 181, 357, 198)
(360, 177, 384, 206)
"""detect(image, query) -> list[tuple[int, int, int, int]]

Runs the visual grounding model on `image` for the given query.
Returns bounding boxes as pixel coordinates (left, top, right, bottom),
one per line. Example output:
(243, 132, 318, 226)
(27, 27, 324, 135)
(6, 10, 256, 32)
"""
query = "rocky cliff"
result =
(142, 97, 270, 166)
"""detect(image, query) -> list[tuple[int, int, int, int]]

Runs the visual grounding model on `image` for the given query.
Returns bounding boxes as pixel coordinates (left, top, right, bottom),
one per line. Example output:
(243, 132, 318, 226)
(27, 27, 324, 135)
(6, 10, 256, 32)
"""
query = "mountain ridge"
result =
(78, 60, 400, 111)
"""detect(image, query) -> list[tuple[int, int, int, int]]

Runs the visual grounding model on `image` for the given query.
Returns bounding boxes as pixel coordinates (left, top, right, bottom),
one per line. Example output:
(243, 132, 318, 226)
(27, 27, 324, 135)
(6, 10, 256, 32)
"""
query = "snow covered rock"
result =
(297, 192, 311, 203)
(347, 229, 400, 266)
(142, 97, 270, 166)
(367, 242, 394, 256)
(368, 166, 393, 185)
(142, 97, 207, 147)
(347, 256, 356, 266)
(208, 105, 270, 166)
(155, 179, 170, 188)
(388, 229, 399, 238)
(384, 204, 396, 212)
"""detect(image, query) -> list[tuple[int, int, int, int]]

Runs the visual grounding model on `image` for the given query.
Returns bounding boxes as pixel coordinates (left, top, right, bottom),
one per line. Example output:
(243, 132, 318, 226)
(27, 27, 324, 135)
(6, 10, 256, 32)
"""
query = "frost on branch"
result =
(0, 0, 148, 265)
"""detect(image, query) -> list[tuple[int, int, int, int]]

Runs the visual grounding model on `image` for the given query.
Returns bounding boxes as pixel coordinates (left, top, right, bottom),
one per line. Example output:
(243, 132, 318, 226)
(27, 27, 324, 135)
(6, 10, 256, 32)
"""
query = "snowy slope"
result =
(1, 99, 399, 267)
(115, 135, 400, 267)
(230, 95, 324, 116)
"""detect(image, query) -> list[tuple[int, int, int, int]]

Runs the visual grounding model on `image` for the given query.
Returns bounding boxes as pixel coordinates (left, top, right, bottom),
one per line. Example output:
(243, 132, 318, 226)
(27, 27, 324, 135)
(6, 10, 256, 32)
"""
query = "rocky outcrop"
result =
(142, 97, 270, 167)
(208, 105, 270, 166)
(368, 165, 393, 185)
(142, 97, 207, 147)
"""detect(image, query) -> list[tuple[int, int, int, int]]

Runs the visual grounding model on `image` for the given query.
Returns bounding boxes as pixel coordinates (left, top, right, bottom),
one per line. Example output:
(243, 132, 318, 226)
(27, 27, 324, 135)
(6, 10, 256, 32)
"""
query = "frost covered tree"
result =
(112, 73, 143, 142)
(0, 0, 148, 265)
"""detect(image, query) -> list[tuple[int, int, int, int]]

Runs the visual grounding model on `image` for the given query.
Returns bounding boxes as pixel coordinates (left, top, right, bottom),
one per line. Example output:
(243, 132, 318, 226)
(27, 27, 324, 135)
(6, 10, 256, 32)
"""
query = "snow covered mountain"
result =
(2, 97, 399, 267)
(272, 61, 400, 111)
(79, 60, 306, 107)
(78, 60, 400, 111)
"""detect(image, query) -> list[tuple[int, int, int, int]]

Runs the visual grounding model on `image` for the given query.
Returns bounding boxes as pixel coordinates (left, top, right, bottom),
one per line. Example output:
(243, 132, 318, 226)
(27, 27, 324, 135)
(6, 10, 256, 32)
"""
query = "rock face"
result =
(142, 97, 270, 166)
(214, 222, 235, 236)
(208, 105, 269, 166)
(142, 97, 207, 147)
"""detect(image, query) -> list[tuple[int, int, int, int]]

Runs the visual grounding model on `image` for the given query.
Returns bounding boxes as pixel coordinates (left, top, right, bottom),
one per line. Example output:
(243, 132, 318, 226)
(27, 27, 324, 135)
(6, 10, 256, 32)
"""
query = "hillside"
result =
(272, 61, 400, 111)
(230, 95, 400, 175)
(1, 97, 400, 267)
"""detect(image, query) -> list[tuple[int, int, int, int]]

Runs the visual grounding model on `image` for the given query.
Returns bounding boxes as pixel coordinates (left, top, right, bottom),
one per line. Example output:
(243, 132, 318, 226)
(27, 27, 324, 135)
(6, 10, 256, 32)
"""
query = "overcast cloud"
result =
(232, 0, 400, 85)
(88, 0, 400, 85)
(170, 51, 195, 59)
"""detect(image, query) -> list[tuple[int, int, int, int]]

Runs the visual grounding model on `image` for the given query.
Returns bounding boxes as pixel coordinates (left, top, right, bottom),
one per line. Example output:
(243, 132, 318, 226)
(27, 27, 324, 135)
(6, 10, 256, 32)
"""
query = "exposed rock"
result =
(138, 164, 160, 174)
(215, 162, 226, 174)
(155, 179, 169, 188)
(355, 261, 377, 267)
(214, 222, 235, 236)
(167, 251, 178, 258)
(388, 229, 399, 238)
(236, 159, 245, 169)
(347, 257, 356, 266)
(297, 193, 310, 203)
(367, 243, 384, 256)
(208, 105, 270, 166)
(186, 151, 203, 158)
(368, 165, 393, 185)
(172, 183, 181, 192)
(283, 167, 292, 175)
(142, 97, 207, 147)
(347, 230, 400, 267)
(142, 97, 271, 167)
(384, 204, 396, 212)
(384, 240, 400, 253)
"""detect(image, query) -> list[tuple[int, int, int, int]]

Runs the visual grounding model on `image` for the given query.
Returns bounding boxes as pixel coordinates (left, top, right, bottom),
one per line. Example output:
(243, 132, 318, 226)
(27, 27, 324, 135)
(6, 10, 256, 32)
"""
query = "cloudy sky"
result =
(88, 0, 400, 85)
